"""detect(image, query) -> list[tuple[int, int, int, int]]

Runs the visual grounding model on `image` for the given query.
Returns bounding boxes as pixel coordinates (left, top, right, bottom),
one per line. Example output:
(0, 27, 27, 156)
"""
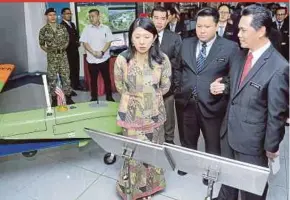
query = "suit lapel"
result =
(223, 24, 230, 37)
(231, 50, 247, 97)
(160, 30, 168, 49)
(233, 46, 274, 99)
(190, 39, 198, 73)
(200, 36, 222, 72)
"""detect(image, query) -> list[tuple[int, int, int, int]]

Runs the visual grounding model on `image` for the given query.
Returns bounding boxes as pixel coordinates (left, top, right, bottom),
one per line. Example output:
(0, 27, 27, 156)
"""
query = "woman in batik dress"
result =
(114, 17, 172, 200)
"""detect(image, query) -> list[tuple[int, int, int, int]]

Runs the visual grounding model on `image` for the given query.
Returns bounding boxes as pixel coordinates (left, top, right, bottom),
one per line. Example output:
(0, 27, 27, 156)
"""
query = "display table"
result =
(83, 55, 117, 96)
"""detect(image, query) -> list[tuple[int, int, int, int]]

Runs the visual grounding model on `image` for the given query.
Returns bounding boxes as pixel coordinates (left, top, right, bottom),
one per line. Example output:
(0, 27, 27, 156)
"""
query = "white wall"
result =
(24, 2, 47, 73)
(0, 3, 29, 75)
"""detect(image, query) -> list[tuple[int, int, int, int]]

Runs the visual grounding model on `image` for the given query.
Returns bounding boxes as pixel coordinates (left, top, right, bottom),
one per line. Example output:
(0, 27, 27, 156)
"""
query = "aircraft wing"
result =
(0, 64, 15, 92)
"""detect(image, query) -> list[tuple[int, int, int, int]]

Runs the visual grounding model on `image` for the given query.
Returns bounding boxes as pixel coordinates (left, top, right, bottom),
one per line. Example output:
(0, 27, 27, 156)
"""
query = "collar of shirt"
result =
(249, 41, 271, 68)
(90, 23, 103, 29)
(158, 30, 164, 45)
(218, 22, 227, 28)
(196, 34, 217, 58)
(63, 19, 72, 27)
(276, 20, 284, 28)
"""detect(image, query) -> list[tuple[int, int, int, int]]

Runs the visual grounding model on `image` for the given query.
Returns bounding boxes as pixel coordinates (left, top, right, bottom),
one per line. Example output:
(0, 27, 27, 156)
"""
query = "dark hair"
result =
(127, 17, 164, 69)
(151, 6, 168, 18)
(61, 7, 70, 14)
(167, 7, 177, 16)
(196, 7, 219, 24)
(218, 4, 230, 12)
(275, 7, 288, 14)
(89, 9, 99, 15)
(241, 4, 272, 37)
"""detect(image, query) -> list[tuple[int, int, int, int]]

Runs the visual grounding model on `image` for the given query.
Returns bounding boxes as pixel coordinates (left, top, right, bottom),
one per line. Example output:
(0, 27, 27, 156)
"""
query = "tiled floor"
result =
(0, 82, 289, 200)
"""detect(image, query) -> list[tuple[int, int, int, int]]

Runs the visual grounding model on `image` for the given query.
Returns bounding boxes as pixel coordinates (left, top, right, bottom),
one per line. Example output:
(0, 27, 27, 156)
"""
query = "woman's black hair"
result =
(126, 17, 165, 69)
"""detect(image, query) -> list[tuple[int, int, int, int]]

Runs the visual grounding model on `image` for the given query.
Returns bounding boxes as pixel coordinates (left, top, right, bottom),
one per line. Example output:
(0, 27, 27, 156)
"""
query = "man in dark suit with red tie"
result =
(210, 5, 289, 200)
(61, 8, 82, 94)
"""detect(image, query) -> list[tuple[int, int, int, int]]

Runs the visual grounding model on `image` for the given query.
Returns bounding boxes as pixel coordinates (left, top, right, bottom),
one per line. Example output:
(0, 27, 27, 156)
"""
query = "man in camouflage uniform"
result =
(39, 8, 74, 106)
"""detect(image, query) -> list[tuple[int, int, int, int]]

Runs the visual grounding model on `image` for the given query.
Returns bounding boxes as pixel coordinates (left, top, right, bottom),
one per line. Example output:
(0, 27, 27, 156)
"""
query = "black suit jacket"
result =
(166, 21, 186, 38)
(159, 30, 182, 98)
(221, 45, 289, 156)
(221, 23, 239, 45)
(61, 20, 80, 51)
(272, 20, 289, 59)
(175, 36, 240, 118)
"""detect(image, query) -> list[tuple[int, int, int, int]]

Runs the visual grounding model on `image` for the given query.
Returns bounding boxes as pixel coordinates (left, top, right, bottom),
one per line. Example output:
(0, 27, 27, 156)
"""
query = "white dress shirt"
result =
(276, 20, 284, 30)
(158, 30, 164, 45)
(170, 22, 177, 32)
(63, 19, 72, 28)
(80, 24, 114, 64)
(196, 34, 217, 58)
(249, 41, 271, 68)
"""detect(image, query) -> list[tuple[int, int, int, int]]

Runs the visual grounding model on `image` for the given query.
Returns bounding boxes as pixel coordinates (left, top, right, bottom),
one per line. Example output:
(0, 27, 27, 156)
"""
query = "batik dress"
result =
(113, 51, 172, 200)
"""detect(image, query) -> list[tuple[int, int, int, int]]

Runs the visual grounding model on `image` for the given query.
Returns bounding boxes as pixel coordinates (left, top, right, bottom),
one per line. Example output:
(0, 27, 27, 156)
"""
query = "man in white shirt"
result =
(211, 5, 289, 200)
(80, 9, 114, 102)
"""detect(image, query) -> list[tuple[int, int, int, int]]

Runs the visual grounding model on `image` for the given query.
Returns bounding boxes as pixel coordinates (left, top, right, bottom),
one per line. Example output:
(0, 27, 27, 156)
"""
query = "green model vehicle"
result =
(0, 70, 121, 162)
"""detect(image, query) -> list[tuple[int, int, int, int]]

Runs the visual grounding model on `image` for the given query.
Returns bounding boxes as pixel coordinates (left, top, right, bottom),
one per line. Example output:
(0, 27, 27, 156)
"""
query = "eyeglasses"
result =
(276, 14, 286, 16)
(219, 11, 229, 15)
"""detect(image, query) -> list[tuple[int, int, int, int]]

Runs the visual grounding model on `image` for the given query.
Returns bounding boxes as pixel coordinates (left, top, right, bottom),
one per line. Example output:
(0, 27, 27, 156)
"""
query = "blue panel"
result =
(45, 3, 71, 24)
(0, 139, 80, 157)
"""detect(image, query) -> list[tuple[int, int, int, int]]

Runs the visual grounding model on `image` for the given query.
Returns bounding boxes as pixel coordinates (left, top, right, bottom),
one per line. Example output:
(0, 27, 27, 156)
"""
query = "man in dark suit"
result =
(152, 6, 182, 144)
(61, 8, 82, 94)
(217, 4, 239, 44)
(272, 7, 289, 60)
(175, 7, 239, 175)
(210, 5, 289, 200)
(166, 7, 186, 38)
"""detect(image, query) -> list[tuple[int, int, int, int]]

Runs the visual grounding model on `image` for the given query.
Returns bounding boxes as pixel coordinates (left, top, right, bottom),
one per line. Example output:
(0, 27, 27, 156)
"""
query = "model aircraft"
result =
(0, 72, 122, 141)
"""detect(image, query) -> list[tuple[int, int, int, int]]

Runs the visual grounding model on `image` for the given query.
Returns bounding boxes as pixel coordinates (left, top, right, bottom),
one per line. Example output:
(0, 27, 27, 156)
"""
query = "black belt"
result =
(50, 49, 65, 54)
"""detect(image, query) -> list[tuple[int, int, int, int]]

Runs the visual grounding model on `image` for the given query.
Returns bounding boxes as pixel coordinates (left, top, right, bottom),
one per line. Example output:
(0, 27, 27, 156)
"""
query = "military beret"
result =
(45, 8, 56, 15)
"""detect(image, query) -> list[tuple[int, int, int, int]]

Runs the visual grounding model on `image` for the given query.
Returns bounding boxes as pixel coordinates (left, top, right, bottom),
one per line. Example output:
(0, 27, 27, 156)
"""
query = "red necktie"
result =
(239, 52, 253, 86)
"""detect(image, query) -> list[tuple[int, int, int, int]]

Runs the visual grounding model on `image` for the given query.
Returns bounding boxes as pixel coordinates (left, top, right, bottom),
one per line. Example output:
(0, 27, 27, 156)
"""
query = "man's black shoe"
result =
(71, 90, 77, 96)
(177, 170, 187, 176)
(165, 140, 174, 144)
(66, 96, 75, 105)
(51, 96, 57, 107)
(106, 96, 115, 102)
(90, 97, 98, 102)
(203, 178, 209, 186)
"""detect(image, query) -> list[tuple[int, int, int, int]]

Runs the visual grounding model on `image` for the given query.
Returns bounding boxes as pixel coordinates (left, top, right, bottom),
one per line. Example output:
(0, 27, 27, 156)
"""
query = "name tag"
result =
(250, 81, 261, 90)
(216, 58, 226, 62)
(225, 32, 233, 36)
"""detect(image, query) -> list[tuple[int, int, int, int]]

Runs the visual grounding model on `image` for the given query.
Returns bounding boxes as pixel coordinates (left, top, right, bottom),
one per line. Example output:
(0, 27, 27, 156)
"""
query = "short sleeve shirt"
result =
(80, 24, 114, 64)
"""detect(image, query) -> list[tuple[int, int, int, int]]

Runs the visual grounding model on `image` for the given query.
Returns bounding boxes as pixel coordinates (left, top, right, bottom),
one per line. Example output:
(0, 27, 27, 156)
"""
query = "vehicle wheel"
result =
(104, 153, 116, 165)
(22, 150, 38, 158)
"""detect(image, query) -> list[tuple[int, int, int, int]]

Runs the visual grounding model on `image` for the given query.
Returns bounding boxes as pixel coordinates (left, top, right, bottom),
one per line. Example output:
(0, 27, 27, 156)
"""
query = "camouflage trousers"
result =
(47, 52, 72, 96)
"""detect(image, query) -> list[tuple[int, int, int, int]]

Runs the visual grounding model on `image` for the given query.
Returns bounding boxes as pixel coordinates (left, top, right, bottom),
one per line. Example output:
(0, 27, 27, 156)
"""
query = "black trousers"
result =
(67, 49, 80, 89)
(88, 59, 112, 99)
(217, 134, 268, 200)
(175, 97, 222, 155)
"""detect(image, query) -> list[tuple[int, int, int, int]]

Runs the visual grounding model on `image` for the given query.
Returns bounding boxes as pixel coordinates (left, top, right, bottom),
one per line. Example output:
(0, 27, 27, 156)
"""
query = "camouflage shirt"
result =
(39, 23, 69, 51)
